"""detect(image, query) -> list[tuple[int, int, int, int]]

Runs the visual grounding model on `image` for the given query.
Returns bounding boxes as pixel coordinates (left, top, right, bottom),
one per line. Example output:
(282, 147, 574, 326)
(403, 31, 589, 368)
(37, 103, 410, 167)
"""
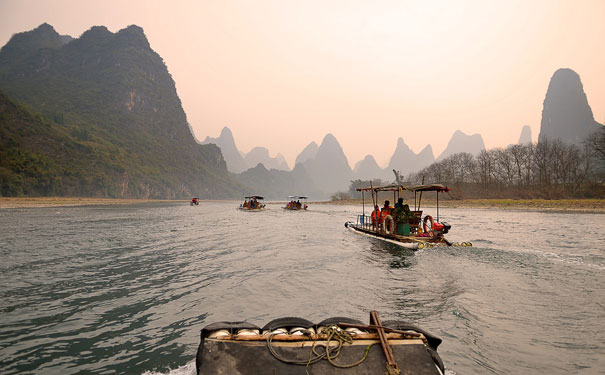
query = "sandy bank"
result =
(2, 197, 603, 212)
(0, 197, 180, 209)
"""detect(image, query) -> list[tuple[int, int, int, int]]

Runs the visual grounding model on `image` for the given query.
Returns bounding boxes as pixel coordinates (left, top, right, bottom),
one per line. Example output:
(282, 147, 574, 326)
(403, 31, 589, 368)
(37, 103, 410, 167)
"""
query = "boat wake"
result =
(141, 361, 195, 375)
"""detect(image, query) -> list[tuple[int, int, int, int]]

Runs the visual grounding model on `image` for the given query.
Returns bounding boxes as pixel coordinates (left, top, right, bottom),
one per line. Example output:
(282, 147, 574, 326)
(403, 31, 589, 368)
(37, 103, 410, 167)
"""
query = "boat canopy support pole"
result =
(418, 176, 425, 212)
(436, 192, 439, 222)
(362, 190, 365, 228)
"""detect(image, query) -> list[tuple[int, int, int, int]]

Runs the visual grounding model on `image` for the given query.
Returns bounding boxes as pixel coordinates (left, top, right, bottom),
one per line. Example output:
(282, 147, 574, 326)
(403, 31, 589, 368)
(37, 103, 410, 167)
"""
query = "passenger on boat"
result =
(371, 204, 381, 223)
(380, 200, 394, 233)
(243, 200, 249, 208)
(296, 200, 301, 209)
(394, 198, 413, 224)
(250, 199, 257, 209)
(381, 200, 392, 216)
(394, 197, 403, 209)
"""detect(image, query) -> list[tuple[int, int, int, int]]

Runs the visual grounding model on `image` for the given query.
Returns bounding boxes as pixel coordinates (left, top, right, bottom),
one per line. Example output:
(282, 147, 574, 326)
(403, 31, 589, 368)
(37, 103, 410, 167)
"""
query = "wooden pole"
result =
(437, 191, 439, 222)
(370, 311, 399, 374)
(337, 322, 421, 337)
(362, 190, 365, 228)
(371, 182, 376, 208)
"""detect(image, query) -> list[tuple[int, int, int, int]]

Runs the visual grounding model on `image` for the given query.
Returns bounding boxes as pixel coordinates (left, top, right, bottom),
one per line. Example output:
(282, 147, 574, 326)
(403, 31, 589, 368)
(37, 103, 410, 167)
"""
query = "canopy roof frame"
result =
(356, 184, 450, 193)
(358, 183, 449, 221)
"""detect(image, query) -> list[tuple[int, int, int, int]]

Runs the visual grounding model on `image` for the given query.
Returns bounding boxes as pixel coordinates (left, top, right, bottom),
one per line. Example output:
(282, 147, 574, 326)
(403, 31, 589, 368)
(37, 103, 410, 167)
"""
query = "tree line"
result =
(407, 131, 605, 199)
(341, 129, 605, 200)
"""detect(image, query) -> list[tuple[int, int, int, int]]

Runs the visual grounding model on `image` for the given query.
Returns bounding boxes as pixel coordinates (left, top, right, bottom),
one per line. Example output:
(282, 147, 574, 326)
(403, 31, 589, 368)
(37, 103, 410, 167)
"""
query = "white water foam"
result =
(141, 361, 196, 375)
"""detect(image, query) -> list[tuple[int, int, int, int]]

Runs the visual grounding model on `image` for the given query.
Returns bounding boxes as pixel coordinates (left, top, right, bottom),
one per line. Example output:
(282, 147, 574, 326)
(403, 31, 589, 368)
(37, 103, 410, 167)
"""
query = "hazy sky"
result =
(1, 0, 604, 168)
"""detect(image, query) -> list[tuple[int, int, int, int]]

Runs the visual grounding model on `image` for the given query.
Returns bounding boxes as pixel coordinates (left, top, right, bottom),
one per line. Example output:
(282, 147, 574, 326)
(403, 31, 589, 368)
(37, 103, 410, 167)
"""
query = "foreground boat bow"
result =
(196, 311, 445, 374)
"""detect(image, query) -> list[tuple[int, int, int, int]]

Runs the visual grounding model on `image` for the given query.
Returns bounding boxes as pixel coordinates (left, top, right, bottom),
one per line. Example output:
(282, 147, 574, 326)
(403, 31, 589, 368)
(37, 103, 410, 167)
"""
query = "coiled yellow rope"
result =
(266, 326, 377, 375)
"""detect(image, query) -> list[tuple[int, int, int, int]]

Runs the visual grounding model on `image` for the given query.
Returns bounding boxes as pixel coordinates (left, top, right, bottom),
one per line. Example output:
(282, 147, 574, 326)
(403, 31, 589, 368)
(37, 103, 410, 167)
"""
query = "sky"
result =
(1, 0, 604, 168)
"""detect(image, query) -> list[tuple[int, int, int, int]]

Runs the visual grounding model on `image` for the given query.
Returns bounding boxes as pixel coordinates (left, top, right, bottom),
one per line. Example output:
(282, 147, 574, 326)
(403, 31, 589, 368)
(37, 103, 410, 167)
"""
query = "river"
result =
(1, 202, 604, 374)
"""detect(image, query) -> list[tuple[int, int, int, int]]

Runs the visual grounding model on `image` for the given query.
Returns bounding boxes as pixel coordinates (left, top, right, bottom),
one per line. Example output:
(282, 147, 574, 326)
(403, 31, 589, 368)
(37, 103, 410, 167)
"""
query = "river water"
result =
(1, 202, 604, 374)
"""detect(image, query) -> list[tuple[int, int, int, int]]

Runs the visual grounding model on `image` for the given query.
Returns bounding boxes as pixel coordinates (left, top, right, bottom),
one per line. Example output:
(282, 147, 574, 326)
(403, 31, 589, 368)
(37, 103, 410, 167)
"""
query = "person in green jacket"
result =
(394, 197, 413, 224)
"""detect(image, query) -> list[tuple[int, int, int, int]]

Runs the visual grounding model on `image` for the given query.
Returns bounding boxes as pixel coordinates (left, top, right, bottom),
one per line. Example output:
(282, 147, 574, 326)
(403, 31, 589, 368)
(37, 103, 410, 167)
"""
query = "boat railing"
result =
(356, 214, 372, 230)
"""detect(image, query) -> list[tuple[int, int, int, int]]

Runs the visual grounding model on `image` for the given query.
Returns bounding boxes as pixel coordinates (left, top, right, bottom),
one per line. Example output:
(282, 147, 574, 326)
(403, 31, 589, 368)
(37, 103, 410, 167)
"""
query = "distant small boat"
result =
(190, 197, 199, 206)
(239, 195, 266, 211)
(283, 195, 308, 210)
(345, 183, 472, 250)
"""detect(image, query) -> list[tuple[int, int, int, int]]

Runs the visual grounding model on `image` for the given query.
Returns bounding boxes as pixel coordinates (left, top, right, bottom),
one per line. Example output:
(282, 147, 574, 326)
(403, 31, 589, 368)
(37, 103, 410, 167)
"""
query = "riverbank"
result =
(315, 198, 605, 212)
(0, 197, 180, 209)
(2, 197, 604, 212)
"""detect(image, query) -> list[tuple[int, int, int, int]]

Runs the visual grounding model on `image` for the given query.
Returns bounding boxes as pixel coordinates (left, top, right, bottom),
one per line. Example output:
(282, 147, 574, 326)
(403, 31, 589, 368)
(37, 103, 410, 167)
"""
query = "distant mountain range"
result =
(518, 125, 532, 144)
(202, 127, 289, 173)
(297, 134, 354, 194)
(436, 130, 485, 161)
(0, 23, 239, 198)
(204, 125, 543, 198)
(206, 125, 489, 194)
(233, 162, 322, 199)
(201, 127, 248, 173)
(2, 24, 600, 200)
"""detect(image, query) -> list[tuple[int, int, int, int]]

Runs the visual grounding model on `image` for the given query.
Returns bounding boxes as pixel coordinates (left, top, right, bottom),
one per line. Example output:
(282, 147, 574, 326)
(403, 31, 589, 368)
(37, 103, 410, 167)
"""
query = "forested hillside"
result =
(0, 23, 240, 198)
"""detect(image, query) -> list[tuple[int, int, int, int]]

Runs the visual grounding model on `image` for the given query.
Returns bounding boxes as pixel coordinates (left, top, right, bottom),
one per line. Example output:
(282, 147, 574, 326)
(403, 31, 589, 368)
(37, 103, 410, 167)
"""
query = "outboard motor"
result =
(432, 221, 451, 236)
(441, 221, 451, 234)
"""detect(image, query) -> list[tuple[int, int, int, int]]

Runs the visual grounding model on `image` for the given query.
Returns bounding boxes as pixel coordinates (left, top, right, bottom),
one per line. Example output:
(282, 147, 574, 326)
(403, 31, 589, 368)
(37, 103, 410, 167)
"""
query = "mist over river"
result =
(1, 202, 604, 374)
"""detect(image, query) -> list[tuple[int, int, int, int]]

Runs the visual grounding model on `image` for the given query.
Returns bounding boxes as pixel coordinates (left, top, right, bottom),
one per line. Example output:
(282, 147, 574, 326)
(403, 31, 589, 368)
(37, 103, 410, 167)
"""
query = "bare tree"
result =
(533, 139, 552, 186)
(476, 150, 495, 188)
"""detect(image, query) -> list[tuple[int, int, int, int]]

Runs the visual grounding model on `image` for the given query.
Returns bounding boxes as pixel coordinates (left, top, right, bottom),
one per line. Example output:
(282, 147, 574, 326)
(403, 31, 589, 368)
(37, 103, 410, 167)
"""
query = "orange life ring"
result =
(383, 215, 394, 234)
(423, 215, 434, 233)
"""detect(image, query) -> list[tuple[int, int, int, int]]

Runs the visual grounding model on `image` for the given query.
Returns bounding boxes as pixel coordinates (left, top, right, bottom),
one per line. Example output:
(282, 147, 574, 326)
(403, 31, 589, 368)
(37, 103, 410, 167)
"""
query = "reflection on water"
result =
(0, 202, 604, 375)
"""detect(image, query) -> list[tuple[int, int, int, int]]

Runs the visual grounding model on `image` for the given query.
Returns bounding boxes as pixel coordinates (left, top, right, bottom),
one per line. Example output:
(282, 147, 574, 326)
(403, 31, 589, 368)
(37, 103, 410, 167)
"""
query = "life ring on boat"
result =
(423, 215, 434, 233)
(383, 215, 394, 234)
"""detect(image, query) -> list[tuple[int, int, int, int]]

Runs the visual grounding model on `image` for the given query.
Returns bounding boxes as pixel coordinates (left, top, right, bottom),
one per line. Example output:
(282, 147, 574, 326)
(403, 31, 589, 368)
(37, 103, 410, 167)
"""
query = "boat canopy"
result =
(405, 184, 450, 192)
(244, 195, 264, 199)
(287, 195, 308, 199)
(356, 184, 449, 193)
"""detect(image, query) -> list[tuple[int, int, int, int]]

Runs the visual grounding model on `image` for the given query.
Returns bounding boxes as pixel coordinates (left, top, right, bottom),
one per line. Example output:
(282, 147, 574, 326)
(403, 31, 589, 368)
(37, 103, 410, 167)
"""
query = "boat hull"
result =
(198, 338, 441, 374)
(344, 222, 469, 249)
(196, 316, 444, 375)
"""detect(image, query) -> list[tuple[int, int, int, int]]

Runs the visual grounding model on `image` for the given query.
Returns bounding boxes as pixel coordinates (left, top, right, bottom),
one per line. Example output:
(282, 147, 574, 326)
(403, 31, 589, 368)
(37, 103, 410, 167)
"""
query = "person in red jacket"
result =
(370, 205, 381, 229)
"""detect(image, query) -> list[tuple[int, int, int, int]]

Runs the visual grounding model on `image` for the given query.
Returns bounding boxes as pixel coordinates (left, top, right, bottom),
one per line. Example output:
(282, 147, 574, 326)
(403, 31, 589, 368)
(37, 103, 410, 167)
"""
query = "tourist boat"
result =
(239, 195, 266, 211)
(190, 197, 199, 206)
(344, 183, 472, 250)
(196, 310, 445, 374)
(283, 196, 308, 210)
